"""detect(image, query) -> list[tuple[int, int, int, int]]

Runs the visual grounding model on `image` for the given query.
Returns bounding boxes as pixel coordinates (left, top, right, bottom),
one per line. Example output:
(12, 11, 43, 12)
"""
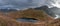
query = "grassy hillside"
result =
(0, 15, 19, 26)
(0, 8, 60, 26)
(7, 8, 53, 21)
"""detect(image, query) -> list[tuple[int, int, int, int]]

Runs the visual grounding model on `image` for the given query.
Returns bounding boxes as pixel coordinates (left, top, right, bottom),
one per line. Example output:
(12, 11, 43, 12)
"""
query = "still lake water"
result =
(16, 18, 38, 23)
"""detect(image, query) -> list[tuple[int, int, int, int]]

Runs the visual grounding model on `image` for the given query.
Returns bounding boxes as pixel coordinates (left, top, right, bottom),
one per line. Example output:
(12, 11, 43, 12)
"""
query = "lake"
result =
(16, 18, 38, 23)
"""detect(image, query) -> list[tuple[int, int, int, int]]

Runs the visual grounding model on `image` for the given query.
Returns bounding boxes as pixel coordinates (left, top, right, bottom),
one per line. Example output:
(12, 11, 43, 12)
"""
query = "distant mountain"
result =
(49, 7, 60, 14)
(34, 5, 48, 10)
(34, 5, 56, 17)
(0, 8, 17, 12)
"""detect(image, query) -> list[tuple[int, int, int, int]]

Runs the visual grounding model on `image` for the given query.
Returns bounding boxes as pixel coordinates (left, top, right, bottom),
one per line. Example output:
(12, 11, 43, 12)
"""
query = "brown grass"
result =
(0, 8, 60, 26)
(7, 9, 53, 21)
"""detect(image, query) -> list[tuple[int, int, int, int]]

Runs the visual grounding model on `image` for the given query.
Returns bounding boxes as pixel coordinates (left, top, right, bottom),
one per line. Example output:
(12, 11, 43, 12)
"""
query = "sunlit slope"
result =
(0, 8, 60, 26)
(8, 9, 53, 21)
(0, 15, 19, 26)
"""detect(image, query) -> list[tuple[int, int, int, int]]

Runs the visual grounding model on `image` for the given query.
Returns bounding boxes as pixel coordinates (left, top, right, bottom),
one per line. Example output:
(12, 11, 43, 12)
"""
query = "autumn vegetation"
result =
(7, 8, 53, 21)
(0, 8, 60, 26)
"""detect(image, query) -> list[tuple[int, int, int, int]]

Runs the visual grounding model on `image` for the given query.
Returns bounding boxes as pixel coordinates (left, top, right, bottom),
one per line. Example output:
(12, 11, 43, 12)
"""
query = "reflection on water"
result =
(16, 18, 38, 23)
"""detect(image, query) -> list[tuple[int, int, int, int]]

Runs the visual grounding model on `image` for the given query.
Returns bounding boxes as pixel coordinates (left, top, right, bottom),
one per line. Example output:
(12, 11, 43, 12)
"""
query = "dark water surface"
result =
(16, 18, 38, 23)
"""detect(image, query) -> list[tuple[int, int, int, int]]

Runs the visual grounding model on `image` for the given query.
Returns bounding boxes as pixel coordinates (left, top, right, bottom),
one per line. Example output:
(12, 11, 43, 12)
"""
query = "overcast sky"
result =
(0, 0, 59, 9)
(0, 0, 48, 9)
